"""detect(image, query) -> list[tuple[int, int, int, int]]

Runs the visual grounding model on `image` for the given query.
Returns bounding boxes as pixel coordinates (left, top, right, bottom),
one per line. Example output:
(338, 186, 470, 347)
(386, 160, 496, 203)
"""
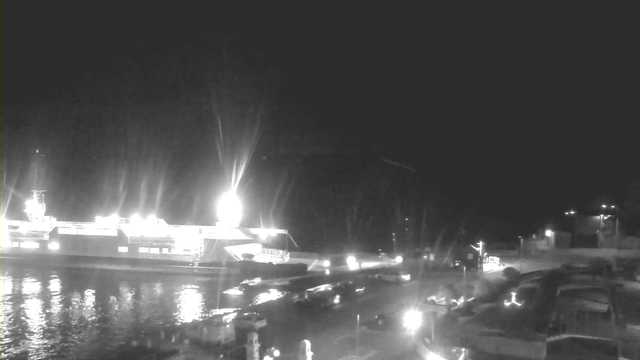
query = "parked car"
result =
(333, 281, 366, 299)
(425, 294, 466, 308)
(374, 271, 411, 282)
(232, 312, 267, 330)
(375, 311, 401, 326)
(294, 291, 341, 310)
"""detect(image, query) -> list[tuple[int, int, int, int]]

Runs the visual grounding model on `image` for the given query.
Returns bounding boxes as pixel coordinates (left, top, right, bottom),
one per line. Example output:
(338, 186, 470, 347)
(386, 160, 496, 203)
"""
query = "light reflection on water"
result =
(0, 264, 284, 360)
(175, 285, 203, 323)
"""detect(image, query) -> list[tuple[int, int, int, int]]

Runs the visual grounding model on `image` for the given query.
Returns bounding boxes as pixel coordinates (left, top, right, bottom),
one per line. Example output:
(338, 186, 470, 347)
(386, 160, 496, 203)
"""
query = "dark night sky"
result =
(2, 3, 637, 251)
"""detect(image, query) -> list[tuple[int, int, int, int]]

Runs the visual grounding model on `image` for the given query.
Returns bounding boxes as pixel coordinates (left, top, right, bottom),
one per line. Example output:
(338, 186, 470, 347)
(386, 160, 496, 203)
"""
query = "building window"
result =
(161, 248, 170, 254)
(139, 247, 149, 253)
(118, 246, 129, 253)
(150, 247, 160, 254)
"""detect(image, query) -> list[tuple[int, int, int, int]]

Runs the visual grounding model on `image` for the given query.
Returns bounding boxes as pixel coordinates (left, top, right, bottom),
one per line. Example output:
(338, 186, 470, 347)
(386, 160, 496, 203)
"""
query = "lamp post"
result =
(518, 236, 524, 272)
(462, 266, 466, 300)
(602, 204, 619, 272)
(356, 313, 360, 357)
(564, 210, 576, 247)
(392, 232, 397, 254)
(471, 241, 484, 273)
(545, 229, 554, 248)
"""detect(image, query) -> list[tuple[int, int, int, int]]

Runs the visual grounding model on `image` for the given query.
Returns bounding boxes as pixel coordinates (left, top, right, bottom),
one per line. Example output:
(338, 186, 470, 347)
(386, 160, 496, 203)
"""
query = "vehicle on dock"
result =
(231, 312, 268, 331)
(294, 290, 341, 310)
(332, 281, 367, 299)
(372, 271, 411, 282)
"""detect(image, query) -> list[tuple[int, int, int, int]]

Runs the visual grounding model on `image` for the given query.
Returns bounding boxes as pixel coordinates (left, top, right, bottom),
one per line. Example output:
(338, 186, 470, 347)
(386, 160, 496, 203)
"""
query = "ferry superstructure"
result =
(0, 190, 301, 276)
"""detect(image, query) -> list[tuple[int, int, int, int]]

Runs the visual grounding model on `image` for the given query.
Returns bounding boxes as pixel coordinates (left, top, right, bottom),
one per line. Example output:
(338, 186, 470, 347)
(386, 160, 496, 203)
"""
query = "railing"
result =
(260, 248, 290, 261)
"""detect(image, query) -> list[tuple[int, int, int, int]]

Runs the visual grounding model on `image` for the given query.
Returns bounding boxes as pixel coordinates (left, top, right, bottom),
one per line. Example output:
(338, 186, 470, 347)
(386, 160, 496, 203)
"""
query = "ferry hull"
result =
(0, 252, 308, 278)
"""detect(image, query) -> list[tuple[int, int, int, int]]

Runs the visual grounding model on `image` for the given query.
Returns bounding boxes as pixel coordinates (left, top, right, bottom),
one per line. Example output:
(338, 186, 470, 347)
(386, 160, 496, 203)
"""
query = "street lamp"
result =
(217, 191, 242, 227)
(518, 236, 524, 272)
(564, 210, 577, 247)
(601, 204, 619, 271)
(470, 241, 484, 272)
(392, 232, 397, 254)
(599, 204, 616, 232)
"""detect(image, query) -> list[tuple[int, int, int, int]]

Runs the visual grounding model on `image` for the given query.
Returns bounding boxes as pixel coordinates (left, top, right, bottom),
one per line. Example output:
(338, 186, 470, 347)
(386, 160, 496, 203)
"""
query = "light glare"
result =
(403, 309, 423, 331)
(217, 192, 242, 227)
(21, 242, 39, 249)
(346, 255, 359, 270)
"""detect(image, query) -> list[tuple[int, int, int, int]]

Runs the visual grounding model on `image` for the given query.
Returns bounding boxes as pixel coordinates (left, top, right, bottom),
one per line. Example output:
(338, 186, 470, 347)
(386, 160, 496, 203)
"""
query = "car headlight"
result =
(402, 309, 422, 331)
(266, 347, 280, 358)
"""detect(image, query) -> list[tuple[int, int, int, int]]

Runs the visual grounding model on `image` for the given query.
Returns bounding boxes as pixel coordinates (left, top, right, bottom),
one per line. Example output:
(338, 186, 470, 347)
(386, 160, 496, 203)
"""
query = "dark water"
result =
(0, 264, 275, 360)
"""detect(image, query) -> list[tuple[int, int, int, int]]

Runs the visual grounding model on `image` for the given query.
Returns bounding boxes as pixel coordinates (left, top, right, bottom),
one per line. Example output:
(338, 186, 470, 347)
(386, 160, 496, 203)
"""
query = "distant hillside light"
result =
(217, 191, 242, 227)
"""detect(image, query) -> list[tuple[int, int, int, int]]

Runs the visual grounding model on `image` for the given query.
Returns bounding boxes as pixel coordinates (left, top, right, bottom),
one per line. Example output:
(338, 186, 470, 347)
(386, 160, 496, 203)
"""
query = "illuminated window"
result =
(21, 242, 40, 249)
(139, 247, 149, 253)
(118, 246, 129, 253)
(11, 242, 19, 248)
(150, 247, 159, 254)
(48, 242, 60, 250)
(161, 248, 170, 254)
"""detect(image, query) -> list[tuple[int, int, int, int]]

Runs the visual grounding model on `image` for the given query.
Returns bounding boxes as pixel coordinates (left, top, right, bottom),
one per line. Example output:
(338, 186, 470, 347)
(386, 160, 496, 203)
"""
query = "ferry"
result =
(0, 190, 308, 277)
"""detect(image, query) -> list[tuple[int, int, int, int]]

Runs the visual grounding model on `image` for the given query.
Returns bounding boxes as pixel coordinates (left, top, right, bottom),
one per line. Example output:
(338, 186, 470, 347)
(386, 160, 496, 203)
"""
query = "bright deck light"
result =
(217, 192, 242, 227)
(131, 214, 142, 224)
(323, 260, 331, 267)
(395, 255, 403, 263)
(545, 229, 553, 237)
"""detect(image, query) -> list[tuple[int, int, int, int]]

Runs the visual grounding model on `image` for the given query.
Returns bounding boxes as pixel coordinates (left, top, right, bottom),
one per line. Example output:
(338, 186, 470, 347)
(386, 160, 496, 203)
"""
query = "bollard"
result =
(298, 339, 312, 360)
(245, 332, 260, 360)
